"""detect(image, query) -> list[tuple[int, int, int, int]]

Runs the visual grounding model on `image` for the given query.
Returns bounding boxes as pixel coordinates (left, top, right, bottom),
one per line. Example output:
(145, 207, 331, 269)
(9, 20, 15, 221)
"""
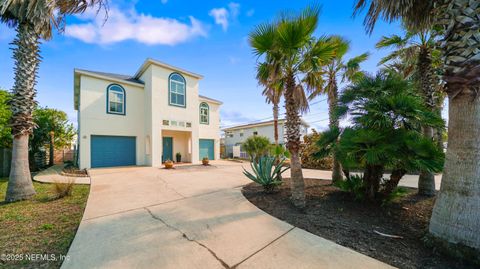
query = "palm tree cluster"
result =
(251, 0, 480, 261)
(353, 0, 480, 261)
(0, 0, 108, 202)
(316, 72, 444, 200)
(376, 29, 446, 196)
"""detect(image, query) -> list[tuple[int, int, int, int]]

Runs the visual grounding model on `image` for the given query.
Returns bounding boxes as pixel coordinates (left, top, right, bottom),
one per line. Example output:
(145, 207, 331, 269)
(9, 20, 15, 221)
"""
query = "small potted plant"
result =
(202, 157, 209, 166)
(176, 152, 182, 163)
(164, 159, 174, 169)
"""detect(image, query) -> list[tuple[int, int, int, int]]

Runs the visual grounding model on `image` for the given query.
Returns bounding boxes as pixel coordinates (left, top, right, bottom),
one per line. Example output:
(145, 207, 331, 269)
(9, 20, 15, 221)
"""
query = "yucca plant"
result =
(243, 156, 290, 193)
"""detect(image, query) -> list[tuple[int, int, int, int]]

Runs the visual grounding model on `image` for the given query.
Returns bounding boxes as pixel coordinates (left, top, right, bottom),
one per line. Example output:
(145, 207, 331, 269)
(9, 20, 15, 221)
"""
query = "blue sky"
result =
(0, 0, 403, 131)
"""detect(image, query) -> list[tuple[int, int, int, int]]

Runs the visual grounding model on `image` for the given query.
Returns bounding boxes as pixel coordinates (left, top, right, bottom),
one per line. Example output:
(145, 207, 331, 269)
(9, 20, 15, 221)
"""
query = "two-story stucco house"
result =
(222, 119, 309, 158)
(74, 58, 222, 169)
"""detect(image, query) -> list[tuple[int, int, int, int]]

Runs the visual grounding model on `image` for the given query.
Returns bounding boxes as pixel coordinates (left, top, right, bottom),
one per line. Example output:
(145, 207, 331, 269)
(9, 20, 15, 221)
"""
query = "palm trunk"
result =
(417, 47, 436, 196)
(364, 164, 383, 201)
(429, 93, 480, 259)
(383, 168, 406, 197)
(273, 102, 279, 145)
(328, 81, 343, 183)
(6, 135, 35, 201)
(5, 23, 39, 202)
(429, 0, 480, 259)
(284, 73, 305, 208)
(49, 132, 54, 166)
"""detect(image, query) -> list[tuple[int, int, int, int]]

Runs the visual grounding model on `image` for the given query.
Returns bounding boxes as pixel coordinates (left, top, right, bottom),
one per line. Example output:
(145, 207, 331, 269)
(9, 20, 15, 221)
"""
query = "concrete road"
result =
(62, 160, 395, 269)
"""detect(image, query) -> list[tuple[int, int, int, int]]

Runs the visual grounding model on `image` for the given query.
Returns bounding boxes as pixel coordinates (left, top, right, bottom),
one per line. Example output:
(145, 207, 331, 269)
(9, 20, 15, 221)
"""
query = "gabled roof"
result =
(134, 58, 204, 79)
(222, 118, 310, 132)
(73, 61, 216, 110)
(75, 69, 145, 85)
(199, 95, 223, 105)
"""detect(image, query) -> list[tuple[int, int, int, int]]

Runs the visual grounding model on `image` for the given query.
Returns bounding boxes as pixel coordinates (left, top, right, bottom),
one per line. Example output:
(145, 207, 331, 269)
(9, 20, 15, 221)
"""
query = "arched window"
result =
(169, 73, 186, 107)
(200, 102, 209, 124)
(107, 84, 125, 115)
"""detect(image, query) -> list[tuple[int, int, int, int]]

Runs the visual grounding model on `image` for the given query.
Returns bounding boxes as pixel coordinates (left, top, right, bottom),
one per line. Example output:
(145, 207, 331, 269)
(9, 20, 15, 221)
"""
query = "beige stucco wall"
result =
(149, 65, 200, 165)
(78, 75, 146, 169)
(162, 130, 192, 162)
(199, 99, 221, 160)
(76, 62, 221, 168)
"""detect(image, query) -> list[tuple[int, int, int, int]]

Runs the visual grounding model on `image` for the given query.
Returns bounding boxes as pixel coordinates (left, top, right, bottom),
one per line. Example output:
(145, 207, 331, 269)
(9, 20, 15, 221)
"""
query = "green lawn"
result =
(0, 178, 89, 269)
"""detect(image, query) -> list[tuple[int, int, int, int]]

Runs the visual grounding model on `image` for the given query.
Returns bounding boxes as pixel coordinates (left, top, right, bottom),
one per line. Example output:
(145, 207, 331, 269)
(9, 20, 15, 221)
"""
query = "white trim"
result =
(74, 69, 145, 88)
(134, 58, 204, 79)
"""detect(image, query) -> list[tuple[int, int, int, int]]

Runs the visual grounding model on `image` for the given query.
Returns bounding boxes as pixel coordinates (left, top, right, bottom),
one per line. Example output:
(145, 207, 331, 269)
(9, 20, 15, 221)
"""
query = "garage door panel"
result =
(199, 139, 214, 160)
(91, 136, 136, 168)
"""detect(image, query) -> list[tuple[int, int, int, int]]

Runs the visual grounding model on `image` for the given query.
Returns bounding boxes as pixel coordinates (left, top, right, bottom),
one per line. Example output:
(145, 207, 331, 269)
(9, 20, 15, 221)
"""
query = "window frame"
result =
(106, 84, 126, 115)
(199, 102, 209, 125)
(169, 73, 186, 108)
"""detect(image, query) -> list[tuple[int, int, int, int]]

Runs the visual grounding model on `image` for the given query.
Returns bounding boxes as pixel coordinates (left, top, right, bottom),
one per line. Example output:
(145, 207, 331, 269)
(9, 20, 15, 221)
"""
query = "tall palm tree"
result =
(257, 55, 283, 145)
(250, 5, 337, 207)
(309, 36, 369, 183)
(354, 0, 480, 258)
(0, 0, 107, 202)
(376, 30, 442, 196)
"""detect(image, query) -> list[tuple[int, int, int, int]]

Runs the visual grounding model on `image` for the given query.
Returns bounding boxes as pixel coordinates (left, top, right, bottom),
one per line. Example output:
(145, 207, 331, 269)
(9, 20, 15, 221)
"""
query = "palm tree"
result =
(316, 72, 444, 200)
(354, 0, 480, 258)
(376, 30, 442, 196)
(0, 0, 107, 202)
(250, 5, 337, 207)
(257, 55, 283, 145)
(309, 36, 369, 183)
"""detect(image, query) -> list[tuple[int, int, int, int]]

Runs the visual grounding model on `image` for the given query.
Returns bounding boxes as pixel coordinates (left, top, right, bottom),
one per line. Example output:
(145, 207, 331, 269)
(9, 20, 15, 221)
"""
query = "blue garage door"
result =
(91, 135, 136, 168)
(199, 139, 214, 160)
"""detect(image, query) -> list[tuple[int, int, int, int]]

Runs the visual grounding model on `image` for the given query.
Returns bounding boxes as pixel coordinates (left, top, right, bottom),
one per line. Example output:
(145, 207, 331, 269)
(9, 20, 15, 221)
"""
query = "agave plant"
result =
(243, 156, 290, 193)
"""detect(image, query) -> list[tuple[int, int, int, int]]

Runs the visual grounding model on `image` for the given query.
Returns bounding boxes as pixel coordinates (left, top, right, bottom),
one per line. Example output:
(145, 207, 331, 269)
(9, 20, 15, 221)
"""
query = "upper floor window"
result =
(169, 73, 186, 107)
(200, 102, 209, 124)
(107, 84, 125, 115)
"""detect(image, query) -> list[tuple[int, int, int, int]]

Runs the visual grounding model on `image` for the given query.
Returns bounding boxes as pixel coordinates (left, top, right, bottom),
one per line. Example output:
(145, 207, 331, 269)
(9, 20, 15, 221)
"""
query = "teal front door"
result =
(199, 139, 214, 160)
(162, 137, 173, 162)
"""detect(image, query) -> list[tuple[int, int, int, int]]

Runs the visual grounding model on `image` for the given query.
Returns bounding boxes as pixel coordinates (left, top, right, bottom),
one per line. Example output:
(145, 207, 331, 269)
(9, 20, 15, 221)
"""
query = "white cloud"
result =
(65, 6, 207, 45)
(228, 2, 240, 19)
(161, 0, 168, 3)
(209, 2, 240, 31)
(209, 8, 229, 31)
(246, 9, 255, 17)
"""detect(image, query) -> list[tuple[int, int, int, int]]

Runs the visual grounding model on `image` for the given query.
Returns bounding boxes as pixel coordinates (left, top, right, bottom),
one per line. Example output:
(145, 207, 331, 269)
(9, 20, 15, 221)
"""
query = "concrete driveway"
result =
(62, 160, 395, 269)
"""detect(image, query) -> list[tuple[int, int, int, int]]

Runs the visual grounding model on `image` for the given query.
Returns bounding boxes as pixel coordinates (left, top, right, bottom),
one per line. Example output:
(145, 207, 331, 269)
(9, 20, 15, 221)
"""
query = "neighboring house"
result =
(222, 119, 309, 158)
(74, 58, 222, 169)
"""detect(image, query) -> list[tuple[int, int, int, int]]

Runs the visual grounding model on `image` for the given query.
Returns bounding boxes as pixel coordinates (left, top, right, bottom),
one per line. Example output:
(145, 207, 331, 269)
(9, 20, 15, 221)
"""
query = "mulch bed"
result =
(242, 178, 475, 269)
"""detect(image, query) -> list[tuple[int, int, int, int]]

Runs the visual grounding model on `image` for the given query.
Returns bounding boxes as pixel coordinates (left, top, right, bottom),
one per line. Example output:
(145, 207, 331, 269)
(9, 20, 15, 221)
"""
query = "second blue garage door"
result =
(199, 139, 214, 160)
(91, 135, 136, 168)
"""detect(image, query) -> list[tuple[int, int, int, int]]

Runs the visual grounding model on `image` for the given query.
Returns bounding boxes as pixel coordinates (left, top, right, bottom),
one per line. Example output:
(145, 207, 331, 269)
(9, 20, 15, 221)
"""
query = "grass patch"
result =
(0, 177, 89, 269)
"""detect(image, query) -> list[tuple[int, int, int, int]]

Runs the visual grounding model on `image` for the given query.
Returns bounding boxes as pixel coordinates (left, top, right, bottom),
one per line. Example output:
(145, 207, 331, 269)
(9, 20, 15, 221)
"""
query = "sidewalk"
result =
(33, 164, 90, 185)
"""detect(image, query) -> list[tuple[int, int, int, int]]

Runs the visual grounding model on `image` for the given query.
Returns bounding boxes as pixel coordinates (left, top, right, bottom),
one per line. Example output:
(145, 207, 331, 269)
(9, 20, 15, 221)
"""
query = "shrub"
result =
(300, 129, 333, 170)
(242, 135, 271, 161)
(334, 174, 365, 200)
(243, 156, 290, 193)
(52, 179, 74, 199)
(382, 186, 409, 206)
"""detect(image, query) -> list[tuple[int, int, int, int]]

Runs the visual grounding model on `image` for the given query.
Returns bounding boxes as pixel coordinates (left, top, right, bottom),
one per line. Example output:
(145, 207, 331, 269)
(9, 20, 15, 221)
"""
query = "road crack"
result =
(144, 207, 230, 268)
(155, 174, 186, 198)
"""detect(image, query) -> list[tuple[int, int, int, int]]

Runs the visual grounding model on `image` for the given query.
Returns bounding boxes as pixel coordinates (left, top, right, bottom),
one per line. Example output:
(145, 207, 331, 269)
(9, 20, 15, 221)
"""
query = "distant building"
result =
(222, 119, 309, 158)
